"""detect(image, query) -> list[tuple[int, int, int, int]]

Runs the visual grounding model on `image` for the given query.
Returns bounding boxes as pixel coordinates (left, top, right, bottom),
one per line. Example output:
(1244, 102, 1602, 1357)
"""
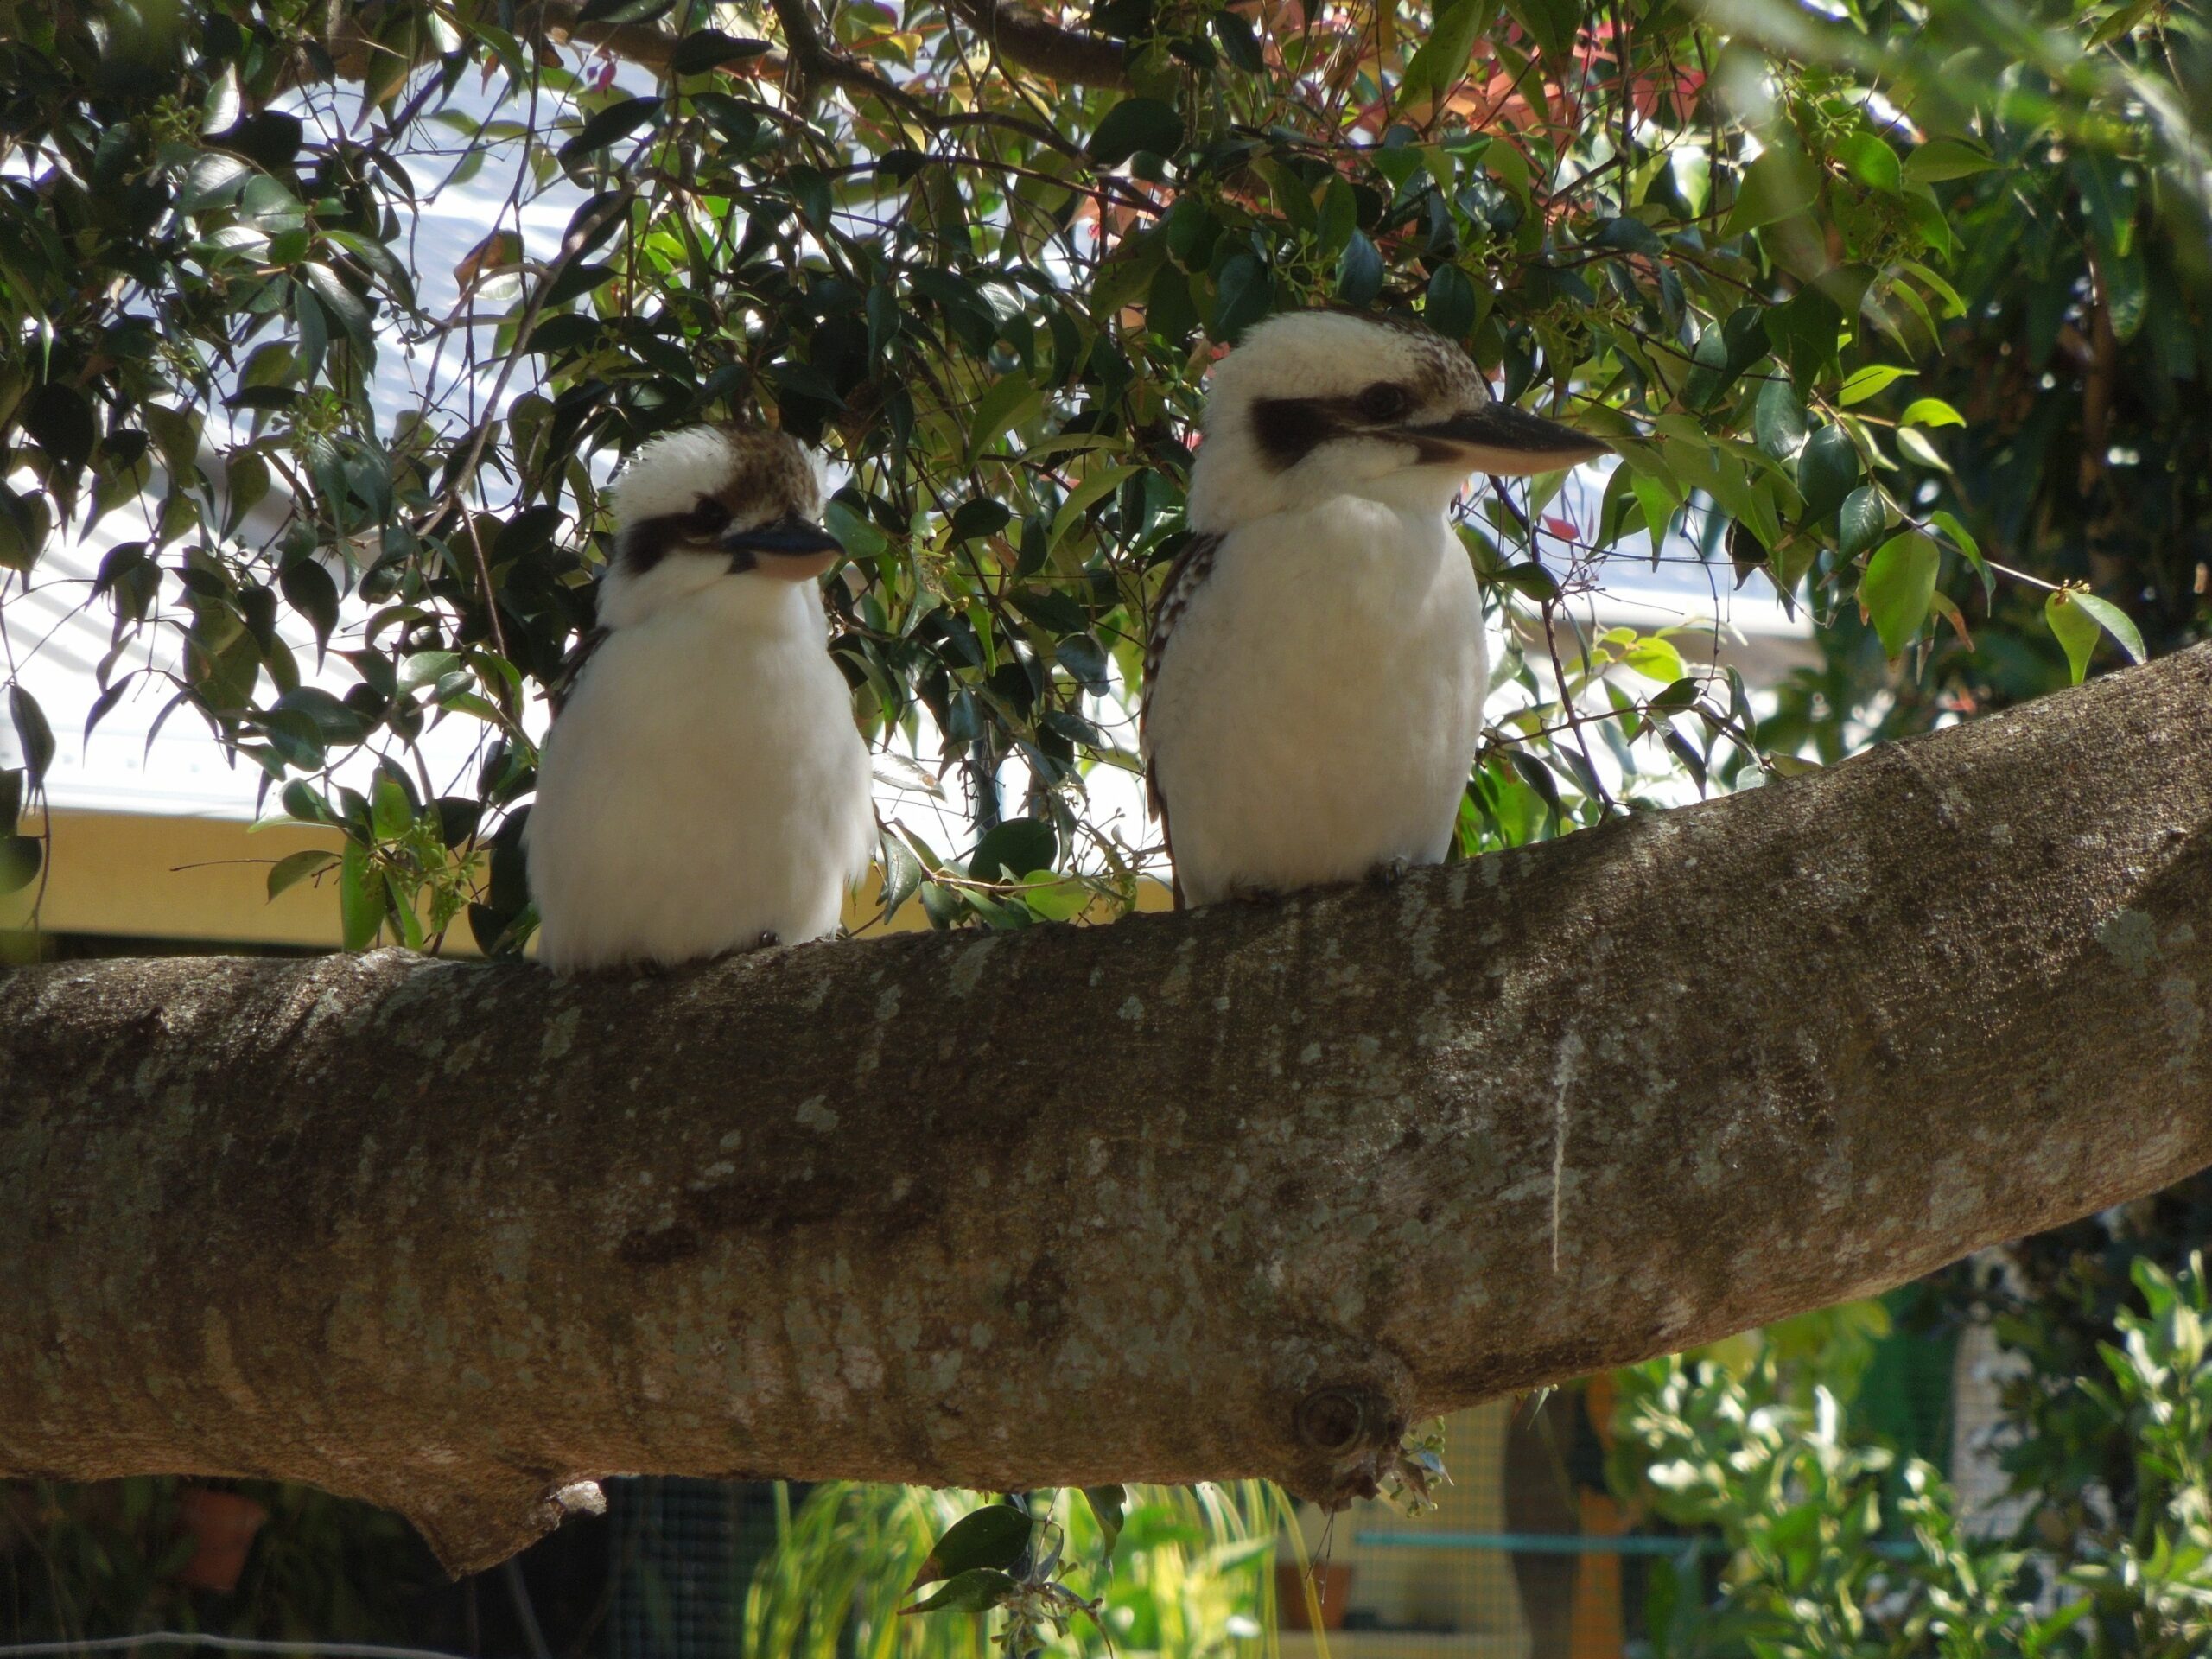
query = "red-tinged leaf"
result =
(454, 230, 524, 291)
(1542, 515, 1579, 542)
(1929, 591, 1974, 649)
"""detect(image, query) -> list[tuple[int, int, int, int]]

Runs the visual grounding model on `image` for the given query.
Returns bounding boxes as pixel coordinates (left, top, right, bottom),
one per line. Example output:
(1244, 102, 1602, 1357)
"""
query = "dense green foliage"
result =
(3, 0, 2209, 1649)
(3, 0, 2202, 941)
(1606, 1223, 2212, 1657)
(743, 1480, 1282, 1656)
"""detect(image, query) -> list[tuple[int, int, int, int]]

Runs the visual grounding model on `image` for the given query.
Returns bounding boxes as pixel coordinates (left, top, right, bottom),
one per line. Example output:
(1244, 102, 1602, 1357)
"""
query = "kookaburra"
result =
(526, 425, 874, 970)
(1141, 311, 1608, 907)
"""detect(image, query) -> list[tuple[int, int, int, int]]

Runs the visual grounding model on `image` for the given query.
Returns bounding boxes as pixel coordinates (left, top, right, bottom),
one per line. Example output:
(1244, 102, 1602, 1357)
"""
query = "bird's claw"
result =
(1367, 857, 1410, 889)
(754, 930, 781, 950)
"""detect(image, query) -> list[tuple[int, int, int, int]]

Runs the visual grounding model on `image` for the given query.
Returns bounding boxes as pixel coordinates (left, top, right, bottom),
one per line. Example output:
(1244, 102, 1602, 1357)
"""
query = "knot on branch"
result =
(1293, 1385, 1407, 1508)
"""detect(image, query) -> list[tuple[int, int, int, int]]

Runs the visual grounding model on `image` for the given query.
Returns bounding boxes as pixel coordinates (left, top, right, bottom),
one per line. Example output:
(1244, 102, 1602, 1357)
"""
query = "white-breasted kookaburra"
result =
(526, 425, 874, 970)
(1141, 310, 1609, 907)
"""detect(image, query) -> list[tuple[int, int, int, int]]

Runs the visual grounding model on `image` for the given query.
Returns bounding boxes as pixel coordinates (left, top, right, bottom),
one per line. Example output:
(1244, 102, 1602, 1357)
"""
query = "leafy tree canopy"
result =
(0, 0, 2204, 946)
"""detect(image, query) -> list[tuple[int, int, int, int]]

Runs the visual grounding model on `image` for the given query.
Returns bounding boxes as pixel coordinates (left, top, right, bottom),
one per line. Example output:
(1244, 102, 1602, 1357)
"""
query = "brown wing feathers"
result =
(1140, 530, 1224, 911)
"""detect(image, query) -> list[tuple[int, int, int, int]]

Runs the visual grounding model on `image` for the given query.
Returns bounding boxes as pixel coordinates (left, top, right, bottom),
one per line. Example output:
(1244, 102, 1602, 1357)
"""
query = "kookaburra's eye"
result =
(690, 497, 731, 534)
(1355, 383, 1414, 423)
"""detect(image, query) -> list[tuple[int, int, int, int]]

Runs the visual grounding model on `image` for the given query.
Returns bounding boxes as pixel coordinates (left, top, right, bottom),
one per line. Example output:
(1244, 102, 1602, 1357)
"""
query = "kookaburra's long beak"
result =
(1399, 404, 1611, 476)
(721, 515, 844, 581)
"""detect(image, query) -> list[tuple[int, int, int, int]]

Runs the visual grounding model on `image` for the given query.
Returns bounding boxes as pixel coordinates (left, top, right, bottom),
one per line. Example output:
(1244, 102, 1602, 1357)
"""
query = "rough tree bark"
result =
(4, 646, 2210, 1575)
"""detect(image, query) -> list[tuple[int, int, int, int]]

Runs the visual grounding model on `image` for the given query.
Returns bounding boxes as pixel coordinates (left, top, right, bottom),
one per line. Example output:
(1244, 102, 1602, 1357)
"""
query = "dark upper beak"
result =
(1397, 404, 1611, 476)
(719, 514, 843, 574)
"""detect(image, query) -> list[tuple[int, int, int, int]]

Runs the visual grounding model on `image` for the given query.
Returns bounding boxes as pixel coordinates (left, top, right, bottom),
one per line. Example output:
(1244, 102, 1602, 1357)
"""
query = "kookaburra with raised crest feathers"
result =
(1141, 311, 1609, 907)
(526, 425, 874, 970)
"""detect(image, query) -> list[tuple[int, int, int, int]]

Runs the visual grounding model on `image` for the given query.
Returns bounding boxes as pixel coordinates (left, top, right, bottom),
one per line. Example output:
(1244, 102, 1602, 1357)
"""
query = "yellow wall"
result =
(3, 808, 1169, 953)
(3, 810, 359, 949)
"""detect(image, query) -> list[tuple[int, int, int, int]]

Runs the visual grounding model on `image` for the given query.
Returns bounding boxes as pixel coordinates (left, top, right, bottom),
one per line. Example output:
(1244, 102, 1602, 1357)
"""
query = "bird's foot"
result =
(753, 930, 781, 951)
(632, 957, 670, 980)
(1366, 856, 1410, 890)
(1229, 881, 1283, 906)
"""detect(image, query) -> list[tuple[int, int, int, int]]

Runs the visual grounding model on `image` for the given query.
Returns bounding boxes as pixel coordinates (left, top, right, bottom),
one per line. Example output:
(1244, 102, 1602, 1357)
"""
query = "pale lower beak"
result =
(1397, 405, 1611, 475)
(721, 516, 844, 581)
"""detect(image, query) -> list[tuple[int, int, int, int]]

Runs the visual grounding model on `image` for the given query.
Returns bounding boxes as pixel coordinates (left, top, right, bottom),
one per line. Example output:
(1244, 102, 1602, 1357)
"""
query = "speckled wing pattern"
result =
(1140, 530, 1224, 909)
(547, 626, 610, 721)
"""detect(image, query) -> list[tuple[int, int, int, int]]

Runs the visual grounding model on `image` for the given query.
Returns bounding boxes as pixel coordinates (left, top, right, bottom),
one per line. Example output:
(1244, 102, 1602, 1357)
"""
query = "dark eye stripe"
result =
(1250, 397, 1341, 468)
(1249, 383, 1417, 470)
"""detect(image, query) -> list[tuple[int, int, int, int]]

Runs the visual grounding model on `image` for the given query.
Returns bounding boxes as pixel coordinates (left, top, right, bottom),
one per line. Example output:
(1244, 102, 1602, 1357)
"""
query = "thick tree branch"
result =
(315, 0, 1124, 94)
(939, 0, 1128, 87)
(4, 648, 2211, 1574)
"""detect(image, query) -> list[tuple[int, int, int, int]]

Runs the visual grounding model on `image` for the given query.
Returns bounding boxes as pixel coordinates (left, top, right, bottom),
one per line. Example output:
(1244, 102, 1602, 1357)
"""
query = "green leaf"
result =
(1425, 264, 1477, 340)
(1795, 425, 1860, 524)
(179, 151, 252, 213)
(2069, 593, 2147, 666)
(1502, 0, 1579, 55)
(1335, 231, 1383, 305)
(1722, 146, 1821, 238)
(9, 686, 54, 788)
(1088, 98, 1182, 168)
(372, 774, 414, 841)
(1836, 486, 1886, 560)
(1764, 286, 1844, 390)
(1929, 509, 1992, 604)
(2044, 589, 2104, 684)
(1399, 0, 1486, 102)
(1858, 531, 1940, 659)
(1752, 377, 1808, 460)
(283, 780, 340, 828)
(579, 0, 676, 21)
(880, 833, 924, 917)
(1048, 462, 1142, 552)
(338, 841, 383, 950)
(302, 263, 373, 351)
(1631, 474, 1678, 545)
(909, 1505, 1033, 1592)
(1083, 1484, 1128, 1557)
(1838, 364, 1914, 406)
(1833, 131, 1901, 193)
(560, 96, 662, 165)
(1210, 251, 1270, 340)
(1681, 324, 1732, 410)
(1213, 10, 1264, 71)
(966, 373, 1043, 464)
(1896, 426, 1951, 471)
(900, 1567, 1018, 1617)
(267, 848, 338, 901)
(1898, 397, 1964, 429)
(950, 498, 1014, 540)
(969, 817, 1057, 883)
(1904, 137, 2000, 185)
(670, 29, 772, 73)
(1314, 178, 1357, 255)
(2101, 245, 2147, 341)
(24, 385, 95, 476)
(0, 834, 39, 896)
(2087, 0, 2160, 43)
(1621, 635, 1688, 683)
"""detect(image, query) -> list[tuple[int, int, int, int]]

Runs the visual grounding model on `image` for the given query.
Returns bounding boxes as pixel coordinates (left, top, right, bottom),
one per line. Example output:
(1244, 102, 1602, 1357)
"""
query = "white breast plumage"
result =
(526, 569, 874, 969)
(1141, 496, 1486, 908)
